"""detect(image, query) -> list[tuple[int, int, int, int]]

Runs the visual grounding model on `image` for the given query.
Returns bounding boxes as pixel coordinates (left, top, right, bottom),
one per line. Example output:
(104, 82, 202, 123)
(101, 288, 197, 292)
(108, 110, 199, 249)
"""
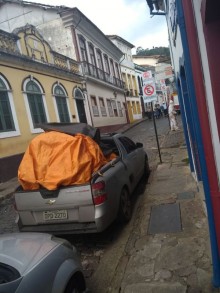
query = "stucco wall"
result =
(86, 83, 127, 127)
(0, 63, 80, 158)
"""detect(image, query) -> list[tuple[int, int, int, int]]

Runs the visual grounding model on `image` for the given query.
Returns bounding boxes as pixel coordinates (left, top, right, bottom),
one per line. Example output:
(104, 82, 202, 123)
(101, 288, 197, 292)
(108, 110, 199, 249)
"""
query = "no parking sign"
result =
(143, 84, 155, 96)
(142, 71, 157, 103)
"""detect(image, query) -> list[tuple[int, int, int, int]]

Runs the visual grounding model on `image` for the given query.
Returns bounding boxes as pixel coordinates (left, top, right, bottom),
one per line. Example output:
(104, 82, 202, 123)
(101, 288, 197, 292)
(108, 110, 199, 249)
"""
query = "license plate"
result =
(43, 210, 68, 221)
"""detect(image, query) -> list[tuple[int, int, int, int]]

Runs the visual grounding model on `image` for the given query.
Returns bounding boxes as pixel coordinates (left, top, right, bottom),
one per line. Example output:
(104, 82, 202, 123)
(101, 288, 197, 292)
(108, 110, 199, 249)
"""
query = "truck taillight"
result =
(92, 181, 107, 205)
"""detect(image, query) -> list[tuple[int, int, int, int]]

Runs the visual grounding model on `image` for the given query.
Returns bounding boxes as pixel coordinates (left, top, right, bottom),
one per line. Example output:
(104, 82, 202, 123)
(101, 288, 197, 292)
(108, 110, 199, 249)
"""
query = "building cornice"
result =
(107, 35, 135, 49)
(59, 8, 123, 61)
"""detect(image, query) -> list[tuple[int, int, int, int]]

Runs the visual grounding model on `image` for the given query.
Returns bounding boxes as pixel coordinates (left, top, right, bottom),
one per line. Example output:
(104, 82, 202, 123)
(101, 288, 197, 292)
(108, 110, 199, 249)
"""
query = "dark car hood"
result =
(0, 233, 58, 275)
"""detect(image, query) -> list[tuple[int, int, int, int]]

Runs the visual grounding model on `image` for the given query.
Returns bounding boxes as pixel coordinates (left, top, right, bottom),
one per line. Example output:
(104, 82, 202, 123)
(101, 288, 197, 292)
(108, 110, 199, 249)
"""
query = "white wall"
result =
(132, 56, 158, 67)
(0, 3, 77, 59)
(86, 83, 127, 127)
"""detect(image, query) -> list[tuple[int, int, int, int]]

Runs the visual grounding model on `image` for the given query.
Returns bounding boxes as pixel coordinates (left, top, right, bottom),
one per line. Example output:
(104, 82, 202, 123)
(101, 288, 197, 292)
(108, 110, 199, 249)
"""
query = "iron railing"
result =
(82, 61, 125, 89)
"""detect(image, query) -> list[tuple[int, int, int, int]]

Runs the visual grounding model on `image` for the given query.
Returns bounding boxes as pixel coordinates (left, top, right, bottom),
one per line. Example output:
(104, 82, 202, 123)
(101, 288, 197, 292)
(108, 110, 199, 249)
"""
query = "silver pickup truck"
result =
(14, 126, 150, 234)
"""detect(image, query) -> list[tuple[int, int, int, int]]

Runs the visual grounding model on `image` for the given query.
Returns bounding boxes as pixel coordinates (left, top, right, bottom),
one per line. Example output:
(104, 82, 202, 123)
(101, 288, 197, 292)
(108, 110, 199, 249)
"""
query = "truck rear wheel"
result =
(117, 188, 132, 223)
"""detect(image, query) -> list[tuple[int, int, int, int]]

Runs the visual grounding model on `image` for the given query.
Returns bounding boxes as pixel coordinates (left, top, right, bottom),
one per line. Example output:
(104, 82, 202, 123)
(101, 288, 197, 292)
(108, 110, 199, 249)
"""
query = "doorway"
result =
(74, 88, 87, 123)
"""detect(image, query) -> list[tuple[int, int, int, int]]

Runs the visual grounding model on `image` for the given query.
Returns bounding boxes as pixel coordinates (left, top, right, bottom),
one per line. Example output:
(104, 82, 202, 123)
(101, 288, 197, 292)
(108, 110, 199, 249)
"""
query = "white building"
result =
(108, 35, 142, 123)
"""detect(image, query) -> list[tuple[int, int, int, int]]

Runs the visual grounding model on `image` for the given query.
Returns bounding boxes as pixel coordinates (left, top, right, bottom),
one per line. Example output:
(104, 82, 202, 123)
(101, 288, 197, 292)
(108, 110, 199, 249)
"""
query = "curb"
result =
(120, 118, 148, 133)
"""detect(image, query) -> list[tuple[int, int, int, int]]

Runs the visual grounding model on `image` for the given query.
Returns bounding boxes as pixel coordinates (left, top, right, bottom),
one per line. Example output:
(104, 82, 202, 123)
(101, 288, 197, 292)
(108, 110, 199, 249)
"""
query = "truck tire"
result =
(65, 276, 85, 293)
(117, 187, 132, 223)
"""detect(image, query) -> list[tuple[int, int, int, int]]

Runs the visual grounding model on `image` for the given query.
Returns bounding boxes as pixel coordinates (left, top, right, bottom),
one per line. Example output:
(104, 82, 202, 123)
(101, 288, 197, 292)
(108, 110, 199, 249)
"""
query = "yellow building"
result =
(108, 35, 143, 124)
(0, 25, 86, 182)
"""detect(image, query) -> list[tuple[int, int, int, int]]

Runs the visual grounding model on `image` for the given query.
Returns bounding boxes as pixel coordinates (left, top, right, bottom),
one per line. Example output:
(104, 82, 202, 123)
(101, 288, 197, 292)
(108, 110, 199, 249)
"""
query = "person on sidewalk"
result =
(168, 100, 179, 131)
(154, 104, 160, 119)
(146, 105, 152, 120)
(162, 101, 168, 117)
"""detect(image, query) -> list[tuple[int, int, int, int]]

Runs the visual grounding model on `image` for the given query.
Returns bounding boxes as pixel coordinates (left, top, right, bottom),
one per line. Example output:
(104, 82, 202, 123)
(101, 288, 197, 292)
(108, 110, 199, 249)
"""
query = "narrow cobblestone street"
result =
(1, 115, 212, 293)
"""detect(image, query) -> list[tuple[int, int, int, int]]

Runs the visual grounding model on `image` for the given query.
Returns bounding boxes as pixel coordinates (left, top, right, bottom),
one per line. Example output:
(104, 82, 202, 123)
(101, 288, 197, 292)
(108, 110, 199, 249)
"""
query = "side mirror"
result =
(136, 142, 143, 148)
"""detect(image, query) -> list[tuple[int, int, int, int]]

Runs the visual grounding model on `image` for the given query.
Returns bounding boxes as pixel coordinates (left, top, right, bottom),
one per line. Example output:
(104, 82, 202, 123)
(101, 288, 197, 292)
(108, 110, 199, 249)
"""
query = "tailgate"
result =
(15, 184, 95, 225)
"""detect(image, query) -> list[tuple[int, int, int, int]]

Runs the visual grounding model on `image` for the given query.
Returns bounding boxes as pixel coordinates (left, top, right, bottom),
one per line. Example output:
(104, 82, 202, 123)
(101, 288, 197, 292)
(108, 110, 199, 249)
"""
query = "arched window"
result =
(26, 80, 47, 128)
(74, 88, 84, 99)
(0, 76, 20, 138)
(0, 79, 15, 132)
(54, 85, 70, 123)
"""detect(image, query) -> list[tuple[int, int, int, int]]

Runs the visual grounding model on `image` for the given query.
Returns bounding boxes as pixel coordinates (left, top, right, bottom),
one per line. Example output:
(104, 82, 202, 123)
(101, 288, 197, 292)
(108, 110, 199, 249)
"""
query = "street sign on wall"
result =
(142, 71, 157, 103)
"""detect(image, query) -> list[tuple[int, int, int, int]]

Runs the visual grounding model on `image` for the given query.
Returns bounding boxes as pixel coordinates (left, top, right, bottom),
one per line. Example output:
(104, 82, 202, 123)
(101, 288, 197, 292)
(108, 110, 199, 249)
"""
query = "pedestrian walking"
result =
(146, 105, 152, 120)
(162, 101, 168, 117)
(168, 100, 179, 131)
(160, 103, 165, 117)
(154, 105, 160, 119)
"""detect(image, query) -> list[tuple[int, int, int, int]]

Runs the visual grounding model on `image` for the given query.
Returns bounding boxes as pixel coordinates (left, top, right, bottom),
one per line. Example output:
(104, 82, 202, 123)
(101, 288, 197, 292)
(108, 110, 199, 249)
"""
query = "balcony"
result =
(53, 52, 80, 74)
(81, 61, 125, 89)
(0, 30, 81, 76)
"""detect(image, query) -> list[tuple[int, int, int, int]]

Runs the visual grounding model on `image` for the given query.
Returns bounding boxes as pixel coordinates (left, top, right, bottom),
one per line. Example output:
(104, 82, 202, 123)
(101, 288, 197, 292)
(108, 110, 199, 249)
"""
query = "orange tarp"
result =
(18, 131, 108, 190)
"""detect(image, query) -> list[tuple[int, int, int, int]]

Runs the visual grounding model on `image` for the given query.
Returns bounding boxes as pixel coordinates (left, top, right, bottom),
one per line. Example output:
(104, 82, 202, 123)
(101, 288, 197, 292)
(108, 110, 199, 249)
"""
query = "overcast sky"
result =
(27, 0, 169, 54)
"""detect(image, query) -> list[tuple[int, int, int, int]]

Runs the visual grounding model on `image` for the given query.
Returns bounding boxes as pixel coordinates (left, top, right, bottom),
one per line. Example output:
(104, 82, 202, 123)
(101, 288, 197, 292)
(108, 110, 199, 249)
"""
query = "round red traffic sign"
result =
(143, 71, 150, 79)
(144, 84, 155, 96)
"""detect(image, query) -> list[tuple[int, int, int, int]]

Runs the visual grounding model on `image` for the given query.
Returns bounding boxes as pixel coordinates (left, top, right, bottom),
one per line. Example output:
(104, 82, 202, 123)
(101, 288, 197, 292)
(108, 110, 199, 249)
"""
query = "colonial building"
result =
(0, 0, 127, 130)
(107, 35, 143, 123)
(134, 63, 147, 113)
(0, 25, 84, 182)
(146, 0, 220, 286)
(132, 54, 160, 70)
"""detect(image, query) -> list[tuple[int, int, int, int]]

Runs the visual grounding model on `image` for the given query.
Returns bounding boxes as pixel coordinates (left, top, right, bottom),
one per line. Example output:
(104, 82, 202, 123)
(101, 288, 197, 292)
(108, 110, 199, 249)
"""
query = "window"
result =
(0, 80, 15, 132)
(79, 36, 89, 74)
(107, 99, 114, 117)
(89, 44, 96, 66)
(132, 101, 137, 114)
(103, 55, 110, 74)
(111, 100, 118, 116)
(91, 96, 99, 116)
(96, 50, 103, 70)
(117, 101, 123, 117)
(0, 76, 20, 138)
(110, 59, 115, 76)
(26, 80, 47, 128)
(79, 36, 88, 62)
(136, 101, 141, 114)
(88, 44, 98, 77)
(119, 136, 137, 154)
(99, 97, 107, 116)
(115, 63, 120, 78)
(54, 85, 70, 123)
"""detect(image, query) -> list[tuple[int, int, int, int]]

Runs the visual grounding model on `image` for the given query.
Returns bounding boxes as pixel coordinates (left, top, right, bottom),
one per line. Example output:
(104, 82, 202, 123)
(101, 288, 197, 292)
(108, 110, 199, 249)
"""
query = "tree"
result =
(136, 46, 170, 57)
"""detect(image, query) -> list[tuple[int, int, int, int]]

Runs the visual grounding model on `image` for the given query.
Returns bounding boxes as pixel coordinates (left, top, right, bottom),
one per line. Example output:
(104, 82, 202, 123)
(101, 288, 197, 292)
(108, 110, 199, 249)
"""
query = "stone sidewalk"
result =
(105, 129, 215, 292)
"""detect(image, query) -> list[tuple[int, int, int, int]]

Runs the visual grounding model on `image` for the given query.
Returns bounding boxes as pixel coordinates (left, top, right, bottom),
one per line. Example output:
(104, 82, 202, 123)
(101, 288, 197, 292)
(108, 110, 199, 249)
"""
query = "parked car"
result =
(0, 232, 86, 293)
(14, 123, 150, 234)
